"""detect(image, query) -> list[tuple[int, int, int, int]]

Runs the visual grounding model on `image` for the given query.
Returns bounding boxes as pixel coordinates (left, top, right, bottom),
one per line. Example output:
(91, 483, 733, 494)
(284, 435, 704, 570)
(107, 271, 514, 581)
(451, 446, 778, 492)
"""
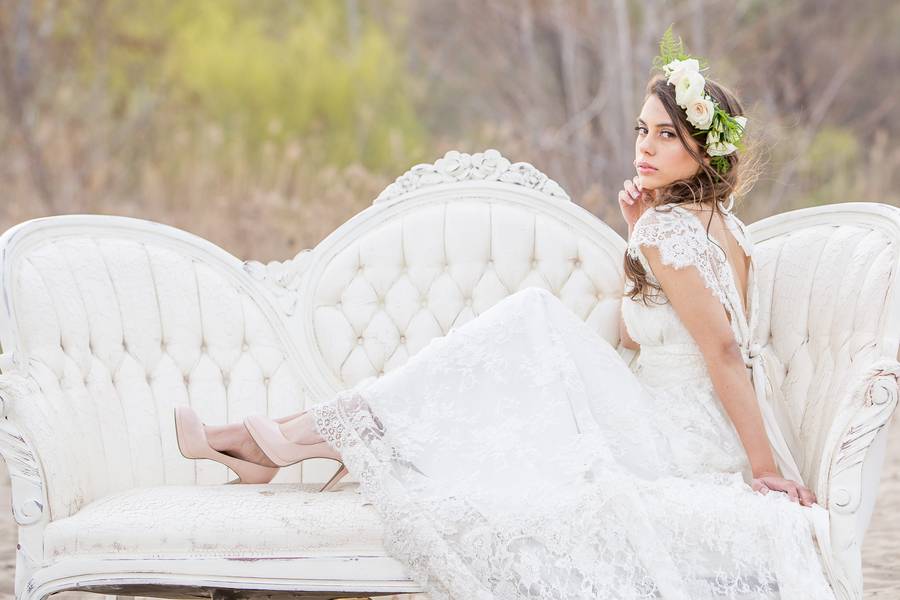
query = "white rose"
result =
(675, 71, 705, 107)
(664, 58, 700, 86)
(707, 140, 738, 156)
(686, 97, 715, 130)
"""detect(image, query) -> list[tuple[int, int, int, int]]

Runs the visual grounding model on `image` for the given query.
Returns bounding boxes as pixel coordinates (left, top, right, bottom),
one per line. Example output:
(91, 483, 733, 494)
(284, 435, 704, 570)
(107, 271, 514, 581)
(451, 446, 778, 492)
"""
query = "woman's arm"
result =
(620, 221, 641, 351)
(639, 243, 779, 478)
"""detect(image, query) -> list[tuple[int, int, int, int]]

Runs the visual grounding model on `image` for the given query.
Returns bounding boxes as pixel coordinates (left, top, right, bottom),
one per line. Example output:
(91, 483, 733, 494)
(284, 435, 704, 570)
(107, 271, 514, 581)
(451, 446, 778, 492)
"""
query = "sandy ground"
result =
(2, 419, 899, 600)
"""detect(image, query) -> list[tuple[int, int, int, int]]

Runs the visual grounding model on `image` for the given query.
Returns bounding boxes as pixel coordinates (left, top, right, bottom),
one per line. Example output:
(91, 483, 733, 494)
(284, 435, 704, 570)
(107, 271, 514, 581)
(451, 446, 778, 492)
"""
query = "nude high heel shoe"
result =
(243, 412, 349, 492)
(174, 405, 280, 484)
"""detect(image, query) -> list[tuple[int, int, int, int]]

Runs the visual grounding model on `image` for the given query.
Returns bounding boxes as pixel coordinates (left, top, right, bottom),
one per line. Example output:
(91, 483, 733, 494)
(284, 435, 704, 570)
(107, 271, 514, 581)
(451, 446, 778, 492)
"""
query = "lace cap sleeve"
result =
(626, 206, 728, 306)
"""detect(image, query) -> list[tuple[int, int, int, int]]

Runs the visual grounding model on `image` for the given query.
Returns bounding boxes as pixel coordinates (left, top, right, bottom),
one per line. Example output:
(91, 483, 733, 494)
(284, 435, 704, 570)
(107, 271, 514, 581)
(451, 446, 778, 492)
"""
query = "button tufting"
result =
(263, 376, 270, 385)
(241, 342, 249, 351)
(531, 260, 538, 268)
(465, 298, 472, 306)
(400, 335, 406, 343)
(357, 336, 364, 344)
(183, 374, 190, 385)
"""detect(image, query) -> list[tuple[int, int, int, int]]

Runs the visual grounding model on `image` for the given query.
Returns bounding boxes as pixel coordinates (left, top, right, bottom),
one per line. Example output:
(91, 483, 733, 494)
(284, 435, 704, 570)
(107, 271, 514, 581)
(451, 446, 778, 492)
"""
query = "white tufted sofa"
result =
(0, 149, 898, 600)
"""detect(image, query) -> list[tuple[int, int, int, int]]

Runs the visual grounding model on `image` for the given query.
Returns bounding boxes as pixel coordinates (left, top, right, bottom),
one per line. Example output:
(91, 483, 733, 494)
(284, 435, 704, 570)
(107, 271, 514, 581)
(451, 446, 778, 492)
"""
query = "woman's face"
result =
(633, 94, 703, 190)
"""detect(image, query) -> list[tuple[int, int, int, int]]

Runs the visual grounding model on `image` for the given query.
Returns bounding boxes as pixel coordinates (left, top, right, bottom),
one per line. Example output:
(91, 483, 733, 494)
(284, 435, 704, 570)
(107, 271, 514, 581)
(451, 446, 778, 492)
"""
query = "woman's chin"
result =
(637, 174, 662, 190)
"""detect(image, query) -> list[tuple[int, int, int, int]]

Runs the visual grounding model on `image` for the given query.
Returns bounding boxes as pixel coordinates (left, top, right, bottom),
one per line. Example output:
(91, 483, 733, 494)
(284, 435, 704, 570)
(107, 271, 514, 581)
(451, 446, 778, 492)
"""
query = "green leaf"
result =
(651, 25, 710, 73)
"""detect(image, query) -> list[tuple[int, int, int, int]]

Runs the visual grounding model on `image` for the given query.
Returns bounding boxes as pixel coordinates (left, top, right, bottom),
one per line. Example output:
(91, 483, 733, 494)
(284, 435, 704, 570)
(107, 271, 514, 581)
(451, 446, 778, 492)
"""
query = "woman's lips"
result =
(637, 163, 657, 173)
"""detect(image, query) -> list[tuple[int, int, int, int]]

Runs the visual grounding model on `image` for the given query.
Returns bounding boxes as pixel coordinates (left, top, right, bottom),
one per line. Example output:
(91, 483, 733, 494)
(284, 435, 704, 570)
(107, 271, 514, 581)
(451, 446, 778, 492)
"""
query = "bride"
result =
(175, 34, 837, 599)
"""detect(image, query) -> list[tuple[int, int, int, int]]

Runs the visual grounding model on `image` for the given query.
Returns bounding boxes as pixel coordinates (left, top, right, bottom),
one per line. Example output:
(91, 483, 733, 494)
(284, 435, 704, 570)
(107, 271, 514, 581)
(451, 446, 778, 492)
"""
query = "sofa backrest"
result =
(245, 150, 633, 403)
(0, 216, 311, 518)
(748, 202, 900, 489)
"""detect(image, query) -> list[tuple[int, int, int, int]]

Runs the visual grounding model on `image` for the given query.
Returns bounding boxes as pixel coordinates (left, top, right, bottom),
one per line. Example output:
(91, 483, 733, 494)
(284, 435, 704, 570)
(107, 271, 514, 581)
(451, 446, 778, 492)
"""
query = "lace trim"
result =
(627, 206, 730, 309)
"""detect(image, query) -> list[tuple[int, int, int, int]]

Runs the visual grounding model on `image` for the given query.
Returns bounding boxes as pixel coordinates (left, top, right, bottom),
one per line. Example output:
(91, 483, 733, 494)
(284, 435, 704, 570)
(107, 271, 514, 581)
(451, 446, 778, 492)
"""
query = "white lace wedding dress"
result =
(310, 201, 837, 599)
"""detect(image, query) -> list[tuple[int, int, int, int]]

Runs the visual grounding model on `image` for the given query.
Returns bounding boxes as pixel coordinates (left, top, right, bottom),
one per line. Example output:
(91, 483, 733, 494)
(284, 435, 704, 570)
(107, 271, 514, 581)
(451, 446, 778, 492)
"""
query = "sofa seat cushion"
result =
(43, 482, 386, 560)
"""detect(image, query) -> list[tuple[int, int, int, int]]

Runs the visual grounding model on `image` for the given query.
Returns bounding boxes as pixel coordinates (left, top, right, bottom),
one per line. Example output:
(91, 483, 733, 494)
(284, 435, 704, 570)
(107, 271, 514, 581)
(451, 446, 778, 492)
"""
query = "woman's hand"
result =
(751, 471, 818, 507)
(618, 175, 653, 229)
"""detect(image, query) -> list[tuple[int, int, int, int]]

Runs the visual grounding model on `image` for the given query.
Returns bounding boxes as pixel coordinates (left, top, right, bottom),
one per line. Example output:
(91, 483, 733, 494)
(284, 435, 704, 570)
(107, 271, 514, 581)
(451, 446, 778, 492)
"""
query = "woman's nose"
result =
(638, 136, 654, 155)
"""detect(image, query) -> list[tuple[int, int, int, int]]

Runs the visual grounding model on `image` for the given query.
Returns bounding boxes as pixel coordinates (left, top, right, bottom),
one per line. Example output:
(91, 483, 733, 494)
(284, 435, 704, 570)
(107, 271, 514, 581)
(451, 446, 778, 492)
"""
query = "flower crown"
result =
(652, 27, 746, 175)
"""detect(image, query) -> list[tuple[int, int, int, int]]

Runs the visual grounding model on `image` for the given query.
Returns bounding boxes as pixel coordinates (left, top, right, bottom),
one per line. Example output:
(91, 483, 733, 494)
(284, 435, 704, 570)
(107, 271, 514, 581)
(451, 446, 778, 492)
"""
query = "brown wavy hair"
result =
(623, 74, 758, 305)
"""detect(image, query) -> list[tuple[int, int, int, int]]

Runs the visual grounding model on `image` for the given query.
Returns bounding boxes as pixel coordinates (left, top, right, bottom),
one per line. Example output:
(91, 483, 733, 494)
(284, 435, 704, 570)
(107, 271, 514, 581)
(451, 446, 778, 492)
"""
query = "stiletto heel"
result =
(244, 413, 350, 492)
(174, 406, 279, 484)
(320, 464, 350, 493)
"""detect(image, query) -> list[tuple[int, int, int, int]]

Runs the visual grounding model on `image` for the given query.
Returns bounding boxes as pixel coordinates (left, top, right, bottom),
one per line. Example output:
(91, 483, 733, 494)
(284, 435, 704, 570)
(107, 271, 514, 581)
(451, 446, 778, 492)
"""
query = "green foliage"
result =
(52, 0, 426, 173)
(706, 107, 747, 174)
(161, 0, 424, 170)
(652, 25, 709, 73)
(800, 126, 862, 205)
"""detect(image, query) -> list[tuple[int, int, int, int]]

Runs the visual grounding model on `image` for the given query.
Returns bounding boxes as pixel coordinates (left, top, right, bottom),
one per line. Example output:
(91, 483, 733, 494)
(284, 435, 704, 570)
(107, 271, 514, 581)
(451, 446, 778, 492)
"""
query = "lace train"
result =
(311, 287, 835, 599)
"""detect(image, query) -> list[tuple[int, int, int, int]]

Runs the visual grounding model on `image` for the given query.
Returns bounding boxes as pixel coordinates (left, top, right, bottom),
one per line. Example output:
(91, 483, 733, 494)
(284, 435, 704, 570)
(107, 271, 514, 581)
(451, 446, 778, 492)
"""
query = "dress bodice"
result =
(622, 200, 805, 485)
(621, 200, 758, 386)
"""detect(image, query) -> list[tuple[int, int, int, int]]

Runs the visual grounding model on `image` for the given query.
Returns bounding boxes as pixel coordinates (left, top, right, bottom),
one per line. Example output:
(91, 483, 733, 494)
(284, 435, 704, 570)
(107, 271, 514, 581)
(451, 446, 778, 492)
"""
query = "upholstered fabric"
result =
(43, 483, 384, 559)
(309, 200, 626, 387)
(752, 220, 898, 490)
(3, 226, 311, 520)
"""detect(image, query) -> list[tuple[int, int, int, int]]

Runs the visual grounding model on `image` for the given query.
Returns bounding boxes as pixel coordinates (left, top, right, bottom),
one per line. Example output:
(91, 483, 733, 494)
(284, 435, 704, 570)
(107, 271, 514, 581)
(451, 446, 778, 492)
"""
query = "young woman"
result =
(175, 38, 837, 599)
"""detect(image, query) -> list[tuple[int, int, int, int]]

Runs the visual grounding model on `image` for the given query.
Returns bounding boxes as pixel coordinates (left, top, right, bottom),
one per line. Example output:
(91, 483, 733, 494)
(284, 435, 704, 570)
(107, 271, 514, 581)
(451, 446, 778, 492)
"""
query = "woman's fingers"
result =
(767, 479, 800, 503)
(753, 476, 817, 506)
(618, 190, 633, 206)
(623, 179, 640, 199)
(798, 487, 817, 507)
(786, 485, 800, 503)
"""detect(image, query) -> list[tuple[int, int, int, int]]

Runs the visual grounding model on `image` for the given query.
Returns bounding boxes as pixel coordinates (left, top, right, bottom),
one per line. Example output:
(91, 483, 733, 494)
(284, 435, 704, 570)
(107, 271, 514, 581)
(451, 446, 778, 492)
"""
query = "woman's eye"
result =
(634, 126, 674, 139)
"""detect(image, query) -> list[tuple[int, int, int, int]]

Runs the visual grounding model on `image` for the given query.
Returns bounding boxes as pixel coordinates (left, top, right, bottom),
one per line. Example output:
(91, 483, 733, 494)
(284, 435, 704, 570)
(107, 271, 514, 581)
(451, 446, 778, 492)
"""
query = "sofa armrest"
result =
(0, 368, 51, 591)
(0, 369, 50, 526)
(822, 363, 899, 600)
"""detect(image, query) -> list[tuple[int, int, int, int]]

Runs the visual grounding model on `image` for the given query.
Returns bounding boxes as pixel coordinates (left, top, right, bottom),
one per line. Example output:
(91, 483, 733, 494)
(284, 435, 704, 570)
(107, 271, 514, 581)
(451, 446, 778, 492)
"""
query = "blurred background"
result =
(1, 2, 899, 599)
(1, 0, 898, 264)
